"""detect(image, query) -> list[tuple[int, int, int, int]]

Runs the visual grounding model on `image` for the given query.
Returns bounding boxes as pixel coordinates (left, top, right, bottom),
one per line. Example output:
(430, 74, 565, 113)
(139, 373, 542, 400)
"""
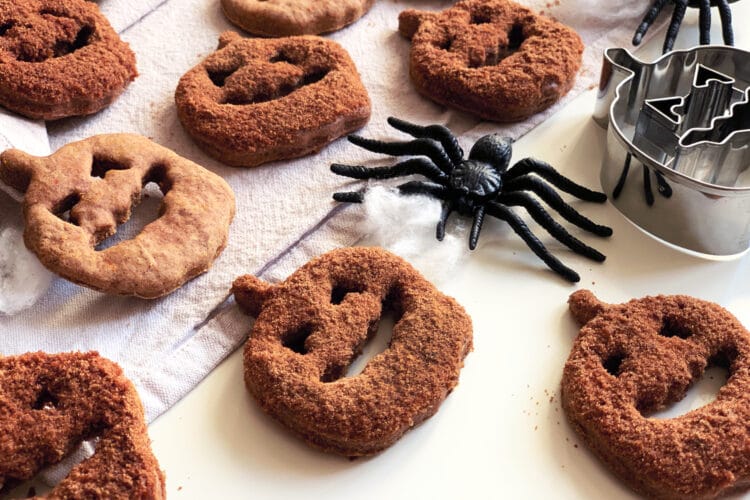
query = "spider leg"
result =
(717, 0, 734, 45)
(613, 153, 632, 199)
(663, 0, 688, 53)
(504, 176, 613, 237)
(505, 158, 607, 203)
(497, 193, 606, 262)
(386, 117, 464, 165)
(699, 0, 712, 44)
(331, 158, 448, 183)
(333, 191, 365, 203)
(486, 202, 580, 282)
(469, 206, 486, 250)
(397, 180, 449, 199)
(654, 171, 673, 198)
(347, 135, 455, 174)
(643, 166, 655, 206)
(633, 0, 669, 45)
(436, 201, 453, 241)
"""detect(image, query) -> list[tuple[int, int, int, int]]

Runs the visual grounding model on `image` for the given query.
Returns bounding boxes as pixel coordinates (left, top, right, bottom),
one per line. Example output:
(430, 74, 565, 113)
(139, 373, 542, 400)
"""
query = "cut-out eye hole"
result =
(207, 66, 239, 87)
(91, 156, 130, 179)
(32, 388, 58, 411)
(602, 352, 625, 377)
(506, 23, 524, 50)
(54, 192, 81, 224)
(270, 51, 296, 64)
(0, 21, 15, 36)
(471, 12, 492, 24)
(330, 284, 365, 305)
(659, 316, 693, 339)
(283, 324, 314, 355)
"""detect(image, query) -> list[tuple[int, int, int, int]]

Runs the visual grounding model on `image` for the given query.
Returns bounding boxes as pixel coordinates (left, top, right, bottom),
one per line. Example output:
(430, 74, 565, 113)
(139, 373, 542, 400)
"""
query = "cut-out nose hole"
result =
(283, 324, 313, 355)
(506, 23, 524, 51)
(602, 353, 625, 377)
(32, 388, 58, 411)
(659, 316, 693, 339)
(91, 156, 130, 179)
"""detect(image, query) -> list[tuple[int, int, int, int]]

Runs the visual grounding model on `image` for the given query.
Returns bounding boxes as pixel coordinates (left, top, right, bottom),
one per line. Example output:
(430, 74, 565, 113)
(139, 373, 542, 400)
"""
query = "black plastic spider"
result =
(331, 117, 613, 283)
(633, 0, 738, 54)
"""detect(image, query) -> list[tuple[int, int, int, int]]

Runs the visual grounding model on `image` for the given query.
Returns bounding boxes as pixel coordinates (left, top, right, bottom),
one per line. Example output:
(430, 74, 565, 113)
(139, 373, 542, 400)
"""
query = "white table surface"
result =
(143, 6, 750, 500)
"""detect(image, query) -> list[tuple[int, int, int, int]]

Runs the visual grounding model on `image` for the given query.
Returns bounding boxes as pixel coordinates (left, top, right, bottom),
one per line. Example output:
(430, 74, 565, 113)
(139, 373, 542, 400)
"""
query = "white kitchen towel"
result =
(0, 0, 666, 422)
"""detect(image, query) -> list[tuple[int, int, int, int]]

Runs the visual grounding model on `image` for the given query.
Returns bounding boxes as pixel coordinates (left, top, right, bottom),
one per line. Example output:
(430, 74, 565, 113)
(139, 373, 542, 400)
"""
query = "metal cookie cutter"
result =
(594, 46, 750, 257)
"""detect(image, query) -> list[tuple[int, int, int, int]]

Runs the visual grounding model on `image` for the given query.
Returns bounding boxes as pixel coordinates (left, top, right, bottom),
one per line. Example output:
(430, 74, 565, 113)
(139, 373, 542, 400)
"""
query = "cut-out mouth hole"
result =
(659, 315, 693, 339)
(270, 50, 297, 64)
(221, 68, 330, 106)
(471, 12, 492, 24)
(15, 21, 94, 63)
(0, 432, 102, 498)
(645, 347, 735, 419)
(207, 66, 239, 87)
(330, 284, 365, 305)
(94, 181, 165, 252)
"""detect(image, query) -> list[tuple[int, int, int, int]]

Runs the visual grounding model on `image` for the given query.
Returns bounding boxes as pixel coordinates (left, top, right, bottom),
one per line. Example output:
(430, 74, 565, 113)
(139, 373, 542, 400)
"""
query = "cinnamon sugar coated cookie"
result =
(222, 0, 376, 36)
(0, 352, 165, 499)
(399, 0, 583, 122)
(232, 247, 473, 456)
(176, 32, 370, 168)
(0, 0, 137, 120)
(0, 134, 236, 298)
(562, 290, 750, 499)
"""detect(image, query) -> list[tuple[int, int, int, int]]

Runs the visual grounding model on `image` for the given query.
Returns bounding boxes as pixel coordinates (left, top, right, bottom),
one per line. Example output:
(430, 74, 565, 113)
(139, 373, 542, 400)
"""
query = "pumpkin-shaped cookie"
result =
(0, 134, 236, 298)
(399, 0, 582, 122)
(176, 32, 371, 168)
(563, 290, 750, 499)
(232, 247, 473, 456)
(0, 0, 137, 120)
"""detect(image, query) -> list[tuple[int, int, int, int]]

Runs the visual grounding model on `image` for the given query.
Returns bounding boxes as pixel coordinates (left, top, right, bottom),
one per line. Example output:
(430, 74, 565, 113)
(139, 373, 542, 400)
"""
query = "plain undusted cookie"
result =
(0, 0, 137, 120)
(562, 290, 750, 499)
(175, 32, 371, 168)
(0, 351, 165, 499)
(232, 247, 473, 456)
(399, 0, 583, 122)
(0, 134, 236, 299)
(221, 0, 376, 36)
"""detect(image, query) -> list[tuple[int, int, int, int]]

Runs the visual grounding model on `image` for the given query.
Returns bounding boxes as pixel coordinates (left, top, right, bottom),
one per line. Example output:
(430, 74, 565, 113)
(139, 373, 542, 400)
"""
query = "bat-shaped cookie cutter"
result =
(594, 46, 750, 257)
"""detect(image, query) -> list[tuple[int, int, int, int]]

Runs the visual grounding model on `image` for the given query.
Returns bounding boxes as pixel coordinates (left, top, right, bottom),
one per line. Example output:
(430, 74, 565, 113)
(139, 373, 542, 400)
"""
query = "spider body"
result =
(633, 0, 739, 53)
(331, 117, 612, 283)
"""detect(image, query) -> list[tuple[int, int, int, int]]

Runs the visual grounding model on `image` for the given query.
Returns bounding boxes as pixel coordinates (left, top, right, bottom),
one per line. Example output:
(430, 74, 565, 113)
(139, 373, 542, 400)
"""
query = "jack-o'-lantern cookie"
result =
(0, 134, 236, 299)
(221, 0, 375, 37)
(399, 0, 583, 122)
(176, 32, 370, 168)
(0, 0, 137, 120)
(562, 290, 750, 499)
(232, 247, 473, 456)
(0, 351, 165, 499)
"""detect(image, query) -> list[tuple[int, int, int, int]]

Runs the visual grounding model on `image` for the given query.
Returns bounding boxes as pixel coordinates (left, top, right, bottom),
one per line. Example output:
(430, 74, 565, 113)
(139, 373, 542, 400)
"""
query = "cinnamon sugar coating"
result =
(0, 352, 165, 499)
(0, 0, 137, 120)
(0, 134, 236, 298)
(399, 0, 583, 122)
(221, 0, 376, 36)
(232, 247, 473, 456)
(175, 32, 371, 168)
(562, 290, 750, 499)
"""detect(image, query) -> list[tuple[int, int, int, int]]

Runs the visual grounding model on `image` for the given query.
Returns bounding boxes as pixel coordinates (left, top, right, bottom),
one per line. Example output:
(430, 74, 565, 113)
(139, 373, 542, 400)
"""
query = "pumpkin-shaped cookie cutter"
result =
(594, 46, 750, 257)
